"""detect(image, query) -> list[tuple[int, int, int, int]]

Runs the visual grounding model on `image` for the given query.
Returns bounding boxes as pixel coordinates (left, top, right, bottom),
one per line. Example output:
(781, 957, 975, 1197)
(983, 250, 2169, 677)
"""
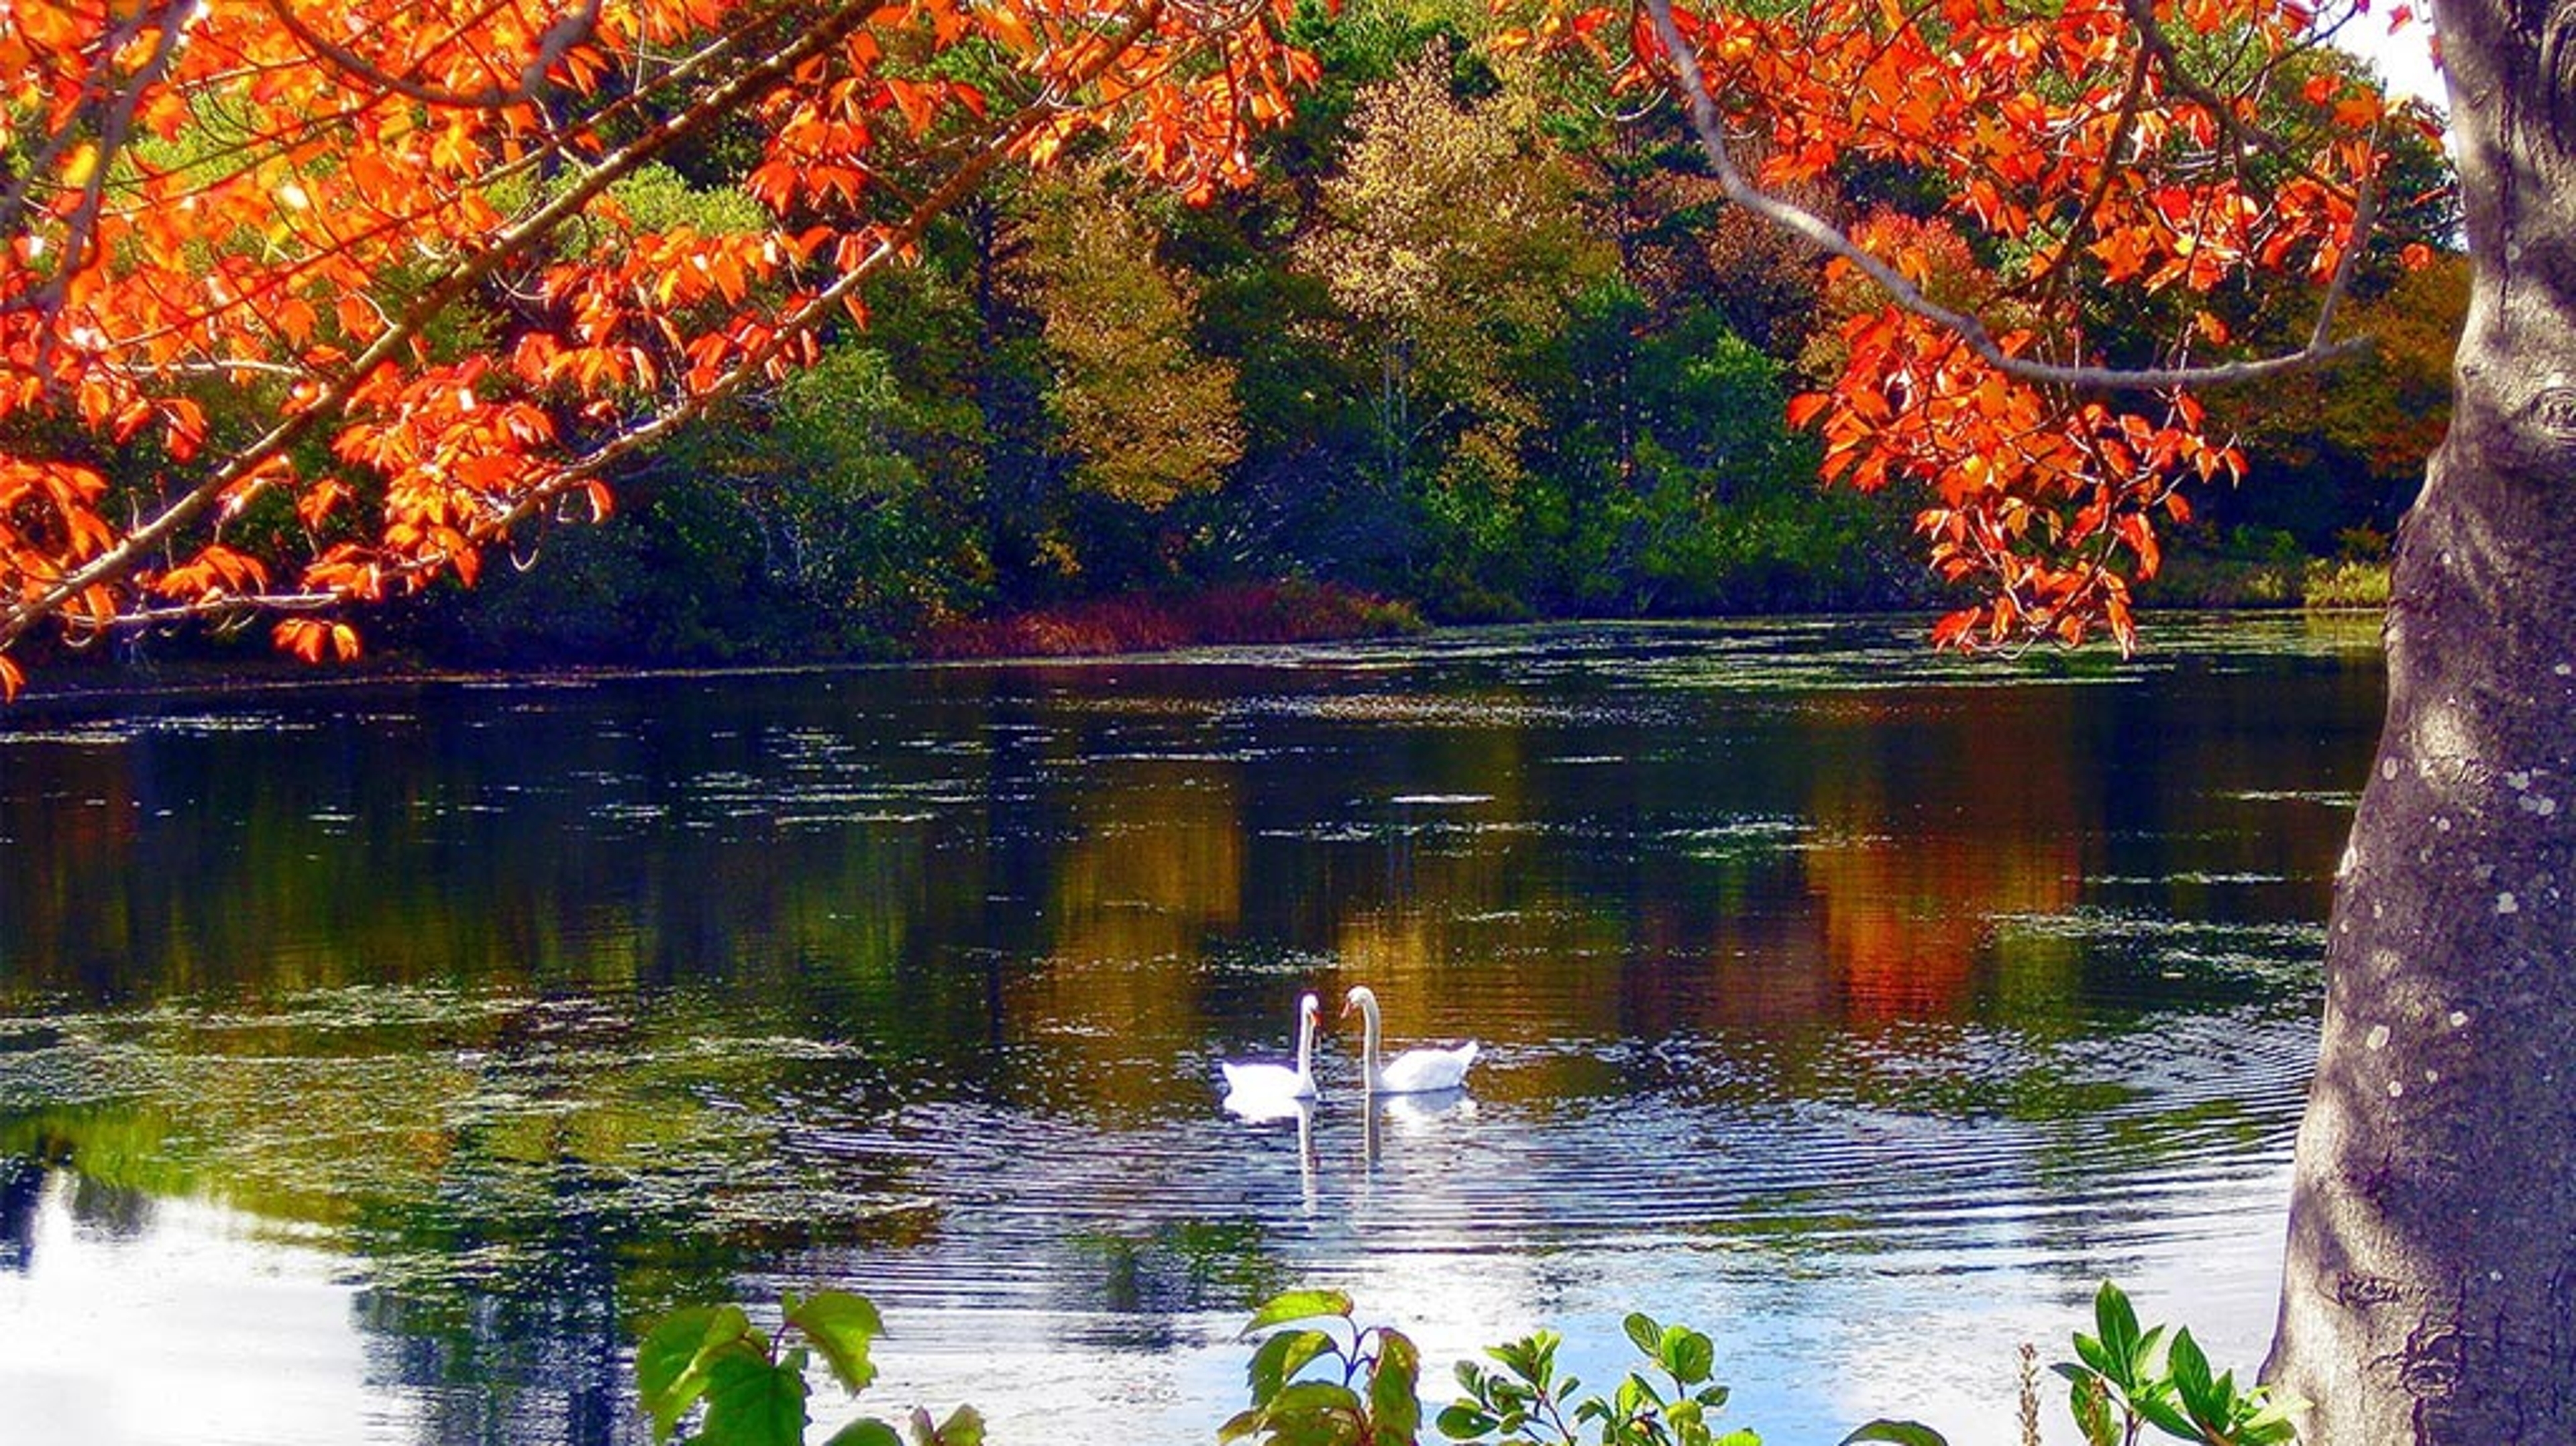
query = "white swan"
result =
(1342, 985, 1479, 1094)
(1220, 993, 1321, 1102)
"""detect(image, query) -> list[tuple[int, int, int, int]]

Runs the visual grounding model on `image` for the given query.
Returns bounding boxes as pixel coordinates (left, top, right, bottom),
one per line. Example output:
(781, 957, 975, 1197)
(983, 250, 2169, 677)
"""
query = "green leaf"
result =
(1436, 1404, 1497, 1440)
(1615, 1374, 1650, 1421)
(2135, 1325, 2174, 1382)
(2133, 1388, 2195, 1441)
(2166, 1329, 2214, 1413)
(909, 1404, 985, 1446)
(1662, 1327, 1715, 1388)
(1267, 1380, 1365, 1421)
(1624, 1313, 1662, 1356)
(1838, 1423, 1949, 1446)
(1245, 1290, 1357, 1335)
(2094, 1283, 2141, 1376)
(1368, 1330, 1422, 1443)
(786, 1291, 885, 1396)
(637, 1306, 759, 1443)
(2243, 1392, 2308, 1432)
(2242, 1412, 2302, 1446)
(1489, 1331, 1560, 1390)
(699, 1350, 810, 1446)
(1252, 1329, 1342, 1403)
(1218, 1406, 1267, 1443)
(1714, 1431, 1762, 1446)
(822, 1421, 904, 1446)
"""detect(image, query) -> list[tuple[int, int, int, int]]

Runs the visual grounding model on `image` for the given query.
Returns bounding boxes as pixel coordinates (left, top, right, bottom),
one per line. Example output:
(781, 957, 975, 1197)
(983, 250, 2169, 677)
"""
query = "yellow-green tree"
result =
(1297, 44, 1609, 504)
(1025, 163, 1244, 513)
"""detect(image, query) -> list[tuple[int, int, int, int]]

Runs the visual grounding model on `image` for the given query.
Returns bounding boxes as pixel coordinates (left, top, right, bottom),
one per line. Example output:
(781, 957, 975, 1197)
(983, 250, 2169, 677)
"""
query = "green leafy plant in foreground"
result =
(1220, 1288, 1427, 1445)
(1226, 1282, 2298, 1446)
(636, 1290, 984, 1446)
(1440, 1312, 1756, 1446)
(630, 1278, 2294, 1446)
(2055, 1282, 2303, 1446)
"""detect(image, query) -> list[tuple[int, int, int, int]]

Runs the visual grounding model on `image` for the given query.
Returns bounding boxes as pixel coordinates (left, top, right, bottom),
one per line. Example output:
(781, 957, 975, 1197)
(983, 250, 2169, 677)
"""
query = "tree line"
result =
(67, 0, 2443, 673)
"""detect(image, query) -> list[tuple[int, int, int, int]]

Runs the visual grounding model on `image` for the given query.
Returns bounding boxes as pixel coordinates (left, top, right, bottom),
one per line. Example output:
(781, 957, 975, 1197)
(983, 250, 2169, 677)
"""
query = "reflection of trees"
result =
(355, 1123, 643, 1446)
(1006, 757, 1242, 1120)
(0, 684, 963, 1001)
(0, 1156, 36, 1270)
(1798, 690, 2092, 1021)
(0, 989, 946, 1446)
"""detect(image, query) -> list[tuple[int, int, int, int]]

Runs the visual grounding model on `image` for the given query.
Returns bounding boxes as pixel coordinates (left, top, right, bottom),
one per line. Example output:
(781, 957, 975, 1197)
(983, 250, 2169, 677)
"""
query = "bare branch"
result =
(2310, 125, 2380, 350)
(83, 593, 349, 632)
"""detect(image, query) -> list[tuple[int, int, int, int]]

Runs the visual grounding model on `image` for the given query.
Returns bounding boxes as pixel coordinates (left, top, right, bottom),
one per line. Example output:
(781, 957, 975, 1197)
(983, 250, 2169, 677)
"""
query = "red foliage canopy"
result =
(0, 0, 1309, 694)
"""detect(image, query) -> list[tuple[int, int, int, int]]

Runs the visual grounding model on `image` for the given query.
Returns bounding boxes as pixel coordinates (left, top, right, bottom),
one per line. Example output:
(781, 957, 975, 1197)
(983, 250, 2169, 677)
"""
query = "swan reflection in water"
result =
(1221, 1091, 1320, 1215)
(1362, 1088, 1476, 1172)
(1220, 1074, 1482, 1213)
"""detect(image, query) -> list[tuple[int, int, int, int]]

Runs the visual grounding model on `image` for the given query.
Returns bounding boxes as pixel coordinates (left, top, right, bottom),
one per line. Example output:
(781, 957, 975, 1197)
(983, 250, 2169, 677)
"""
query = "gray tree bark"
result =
(2265, 0, 2576, 1437)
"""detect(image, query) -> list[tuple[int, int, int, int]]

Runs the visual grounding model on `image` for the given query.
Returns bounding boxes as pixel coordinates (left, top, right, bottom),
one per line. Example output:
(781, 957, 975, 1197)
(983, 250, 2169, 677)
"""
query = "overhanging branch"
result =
(0, 0, 888, 655)
(1638, 0, 2377, 393)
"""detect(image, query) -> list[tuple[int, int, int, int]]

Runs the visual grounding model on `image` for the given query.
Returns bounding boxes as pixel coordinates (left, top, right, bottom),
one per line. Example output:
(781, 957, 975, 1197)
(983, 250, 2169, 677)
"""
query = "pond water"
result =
(0, 618, 2385, 1446)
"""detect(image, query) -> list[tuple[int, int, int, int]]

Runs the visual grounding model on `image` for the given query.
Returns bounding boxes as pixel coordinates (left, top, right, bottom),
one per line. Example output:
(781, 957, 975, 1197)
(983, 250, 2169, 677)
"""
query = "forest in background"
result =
(48, 0, 2463, 675)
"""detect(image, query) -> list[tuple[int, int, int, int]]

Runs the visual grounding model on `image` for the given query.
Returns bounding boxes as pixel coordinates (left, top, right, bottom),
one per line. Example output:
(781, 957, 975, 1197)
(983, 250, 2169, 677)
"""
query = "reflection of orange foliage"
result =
(1006, 761, 1244, 1115)
(1799, 694, 2088, 1021)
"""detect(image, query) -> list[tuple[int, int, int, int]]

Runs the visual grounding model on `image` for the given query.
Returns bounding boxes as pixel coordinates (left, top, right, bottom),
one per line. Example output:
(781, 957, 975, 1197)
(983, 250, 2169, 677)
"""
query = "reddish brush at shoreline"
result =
(915, 581, 1423, 660)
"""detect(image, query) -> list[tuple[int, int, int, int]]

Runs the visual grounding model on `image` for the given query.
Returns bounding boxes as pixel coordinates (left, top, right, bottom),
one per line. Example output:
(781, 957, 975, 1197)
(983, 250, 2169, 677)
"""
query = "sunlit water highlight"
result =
(0, 617, 2383, 1446)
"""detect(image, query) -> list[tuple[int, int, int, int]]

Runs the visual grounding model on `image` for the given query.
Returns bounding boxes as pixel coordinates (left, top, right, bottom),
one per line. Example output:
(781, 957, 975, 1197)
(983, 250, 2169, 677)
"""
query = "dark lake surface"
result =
(0, 618, 2384, 1446)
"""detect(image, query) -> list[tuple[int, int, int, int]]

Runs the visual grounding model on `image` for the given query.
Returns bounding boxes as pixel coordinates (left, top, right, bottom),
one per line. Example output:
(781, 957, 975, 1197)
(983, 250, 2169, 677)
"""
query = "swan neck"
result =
(1359, 997, 1382, 1085)
(1295, 1009, 1315, 1079)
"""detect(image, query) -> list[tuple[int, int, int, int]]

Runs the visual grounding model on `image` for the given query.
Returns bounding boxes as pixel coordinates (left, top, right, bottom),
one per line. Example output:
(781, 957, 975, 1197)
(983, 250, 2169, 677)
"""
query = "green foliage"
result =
(602, 164, 773, 238)
(1489, 286, 1911, 618)
(1023, 162, 1244, 512)
(636, 1290, 982, 1446)
(1227, 1283, 2292, 1446)
(1438, 1313, 1756, 1446)
(1223, 1288, 1427, 1446)
(428, 338, 981, 663)
(2300, 558, 2390, 612)
(1837, 1426, 1950, 1446)
(2055, 1282, 2303, 1446)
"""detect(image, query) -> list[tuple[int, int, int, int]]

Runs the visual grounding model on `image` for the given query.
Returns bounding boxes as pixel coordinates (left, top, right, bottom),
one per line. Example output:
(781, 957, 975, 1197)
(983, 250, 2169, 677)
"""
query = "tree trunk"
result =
(2265, 0, 2576, 1437)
